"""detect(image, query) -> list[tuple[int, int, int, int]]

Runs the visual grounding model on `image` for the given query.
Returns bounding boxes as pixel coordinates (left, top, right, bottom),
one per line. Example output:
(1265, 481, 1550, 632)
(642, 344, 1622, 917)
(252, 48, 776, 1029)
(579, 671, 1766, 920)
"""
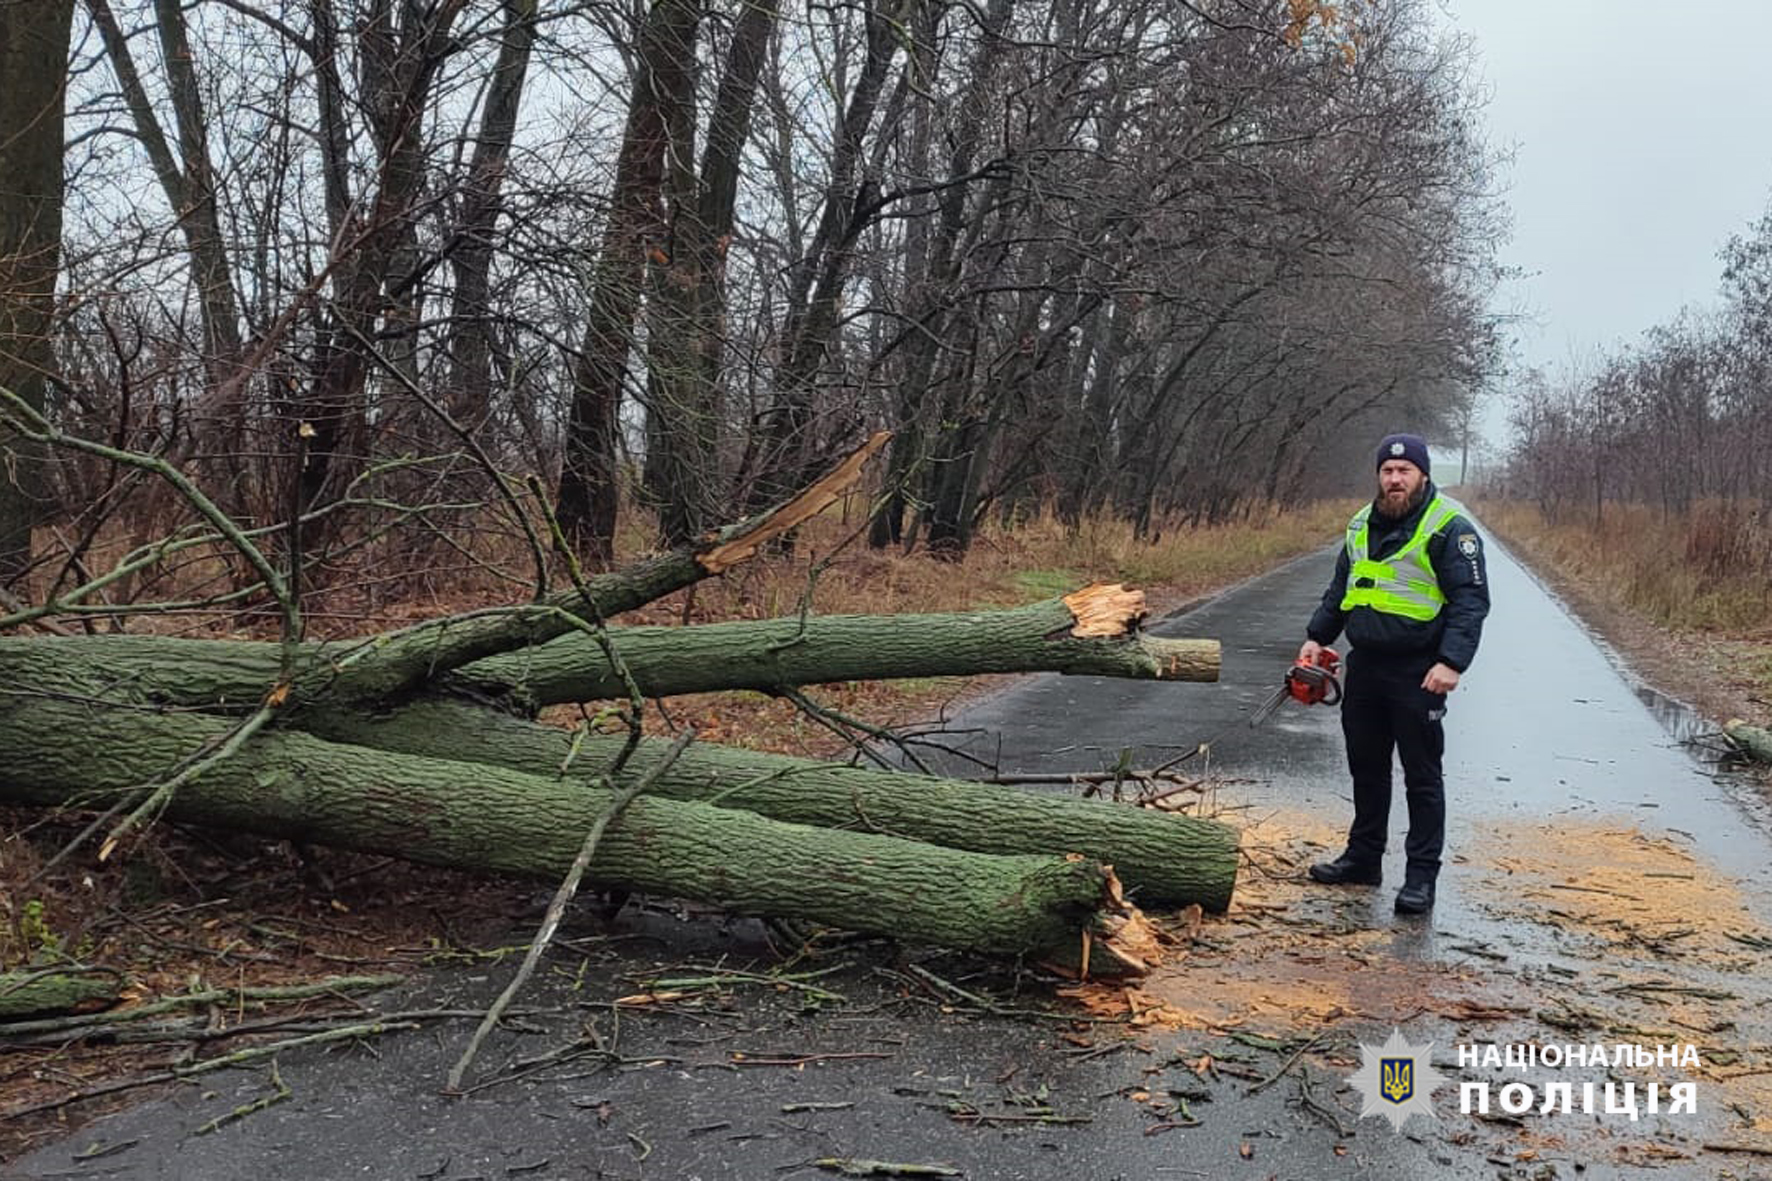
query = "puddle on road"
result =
(1632, 682, 1741, 767)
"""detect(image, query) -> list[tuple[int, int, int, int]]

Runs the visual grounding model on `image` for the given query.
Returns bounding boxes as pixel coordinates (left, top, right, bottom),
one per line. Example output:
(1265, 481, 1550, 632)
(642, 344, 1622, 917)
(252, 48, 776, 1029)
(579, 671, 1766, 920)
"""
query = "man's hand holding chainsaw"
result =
(1300, 640, 1459, 694)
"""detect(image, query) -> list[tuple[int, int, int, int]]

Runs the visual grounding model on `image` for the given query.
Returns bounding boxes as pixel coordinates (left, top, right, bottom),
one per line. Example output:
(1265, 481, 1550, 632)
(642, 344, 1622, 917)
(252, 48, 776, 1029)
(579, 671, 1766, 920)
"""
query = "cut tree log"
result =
(0, 971, 120, 1020)
(0, 697, 1151, 972)
(0, 584, 1215, 710)
(1725, 719, 1772, 766)
(303, 700, 1240, 910)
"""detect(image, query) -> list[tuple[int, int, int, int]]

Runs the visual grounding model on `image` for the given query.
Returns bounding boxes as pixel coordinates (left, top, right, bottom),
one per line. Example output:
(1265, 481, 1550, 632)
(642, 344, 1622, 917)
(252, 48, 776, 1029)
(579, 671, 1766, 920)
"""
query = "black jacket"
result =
(1306, 481, 1490, 672)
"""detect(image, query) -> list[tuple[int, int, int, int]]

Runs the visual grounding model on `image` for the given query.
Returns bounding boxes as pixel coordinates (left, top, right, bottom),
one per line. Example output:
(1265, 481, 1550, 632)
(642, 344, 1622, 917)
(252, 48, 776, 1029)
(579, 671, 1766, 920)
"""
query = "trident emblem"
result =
(1380, 1058, 1414, 1104)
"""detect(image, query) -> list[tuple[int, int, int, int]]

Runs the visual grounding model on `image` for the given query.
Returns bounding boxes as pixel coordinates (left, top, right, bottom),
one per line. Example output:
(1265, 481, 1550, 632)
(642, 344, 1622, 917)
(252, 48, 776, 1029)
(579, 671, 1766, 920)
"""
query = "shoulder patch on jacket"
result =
(1457, 533, 1479, 558)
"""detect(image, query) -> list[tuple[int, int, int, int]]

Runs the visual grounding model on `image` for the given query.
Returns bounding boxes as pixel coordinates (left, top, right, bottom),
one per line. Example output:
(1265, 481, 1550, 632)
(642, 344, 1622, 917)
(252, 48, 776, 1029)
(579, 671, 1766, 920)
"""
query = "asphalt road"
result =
(12, 528, 1772, 1181)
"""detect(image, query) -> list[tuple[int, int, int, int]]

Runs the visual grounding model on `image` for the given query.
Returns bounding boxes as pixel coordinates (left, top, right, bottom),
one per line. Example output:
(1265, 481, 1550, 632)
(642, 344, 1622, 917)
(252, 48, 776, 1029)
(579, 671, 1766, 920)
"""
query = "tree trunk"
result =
(0, 699, 1149, 972)
(0, 972, 120, 1020)
(315, 700, 1240, 911)
(637, 0, 708, 543)
(0, 582, 1217, 709)
(645, 0, 777, 546)
(0, 0, 74, 583)
(557, 0, 702, 563)
(456, 585, 1219, 703)
(444, 0, 539, 424)
(368, 705, 1233, 910)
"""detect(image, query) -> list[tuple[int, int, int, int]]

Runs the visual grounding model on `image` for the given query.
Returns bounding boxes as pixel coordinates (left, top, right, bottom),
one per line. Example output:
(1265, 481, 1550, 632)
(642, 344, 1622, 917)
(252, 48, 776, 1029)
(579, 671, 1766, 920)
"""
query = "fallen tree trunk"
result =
(0, 585, 1215, 710)
(0, 697, 1149, 972)
(455, 583, 1218, 704)
(0, 971, 120, 1020)
(306, 699, 1240, 910)
(1725, 719, 1772, 766)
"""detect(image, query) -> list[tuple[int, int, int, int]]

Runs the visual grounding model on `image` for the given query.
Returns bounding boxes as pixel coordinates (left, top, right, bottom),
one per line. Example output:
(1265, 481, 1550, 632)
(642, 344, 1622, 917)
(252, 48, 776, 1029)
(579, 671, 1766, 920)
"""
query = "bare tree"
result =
(0, 0, 76, 583)
(557, 0, 702, 563)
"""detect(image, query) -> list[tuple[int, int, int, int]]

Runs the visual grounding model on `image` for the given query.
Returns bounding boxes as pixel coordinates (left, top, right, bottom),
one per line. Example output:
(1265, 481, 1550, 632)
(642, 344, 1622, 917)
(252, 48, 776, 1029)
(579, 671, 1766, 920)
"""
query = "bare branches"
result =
(445, 727, 696, 1092)
(0, 385, 298, 641)
(32, 0, 1504, 588)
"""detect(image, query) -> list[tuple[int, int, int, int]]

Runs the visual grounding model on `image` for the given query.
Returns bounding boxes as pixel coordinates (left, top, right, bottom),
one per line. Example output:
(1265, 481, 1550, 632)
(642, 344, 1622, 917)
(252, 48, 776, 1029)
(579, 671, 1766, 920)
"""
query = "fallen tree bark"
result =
(0, 971, 120, 1020)
(1725, 719, 1772, 766)
(0, 584, 1215, 710)
(305, 699, 1240, 910)
(454, 583, 1218, 704)
(0, 697, 1150, 971)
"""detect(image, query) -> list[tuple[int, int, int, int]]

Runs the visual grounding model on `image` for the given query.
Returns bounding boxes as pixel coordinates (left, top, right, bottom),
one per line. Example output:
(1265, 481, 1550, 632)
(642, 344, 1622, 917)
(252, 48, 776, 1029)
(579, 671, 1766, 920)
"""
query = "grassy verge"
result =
(1473, 497, 1772, 741)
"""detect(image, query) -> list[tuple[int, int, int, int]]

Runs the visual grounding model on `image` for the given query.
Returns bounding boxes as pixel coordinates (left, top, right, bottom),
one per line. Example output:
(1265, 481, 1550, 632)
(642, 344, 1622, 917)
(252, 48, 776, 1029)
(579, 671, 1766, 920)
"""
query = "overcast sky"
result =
(1435, 0, 1772, 444)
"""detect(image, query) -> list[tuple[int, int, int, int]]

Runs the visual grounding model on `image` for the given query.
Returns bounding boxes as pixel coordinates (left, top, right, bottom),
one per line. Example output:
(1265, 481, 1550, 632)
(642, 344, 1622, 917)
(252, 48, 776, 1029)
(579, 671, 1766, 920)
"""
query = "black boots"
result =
(1393, 881, 1435, 914)
(1309, 855, 1437, 914)
(1306, 855, 1383, 886)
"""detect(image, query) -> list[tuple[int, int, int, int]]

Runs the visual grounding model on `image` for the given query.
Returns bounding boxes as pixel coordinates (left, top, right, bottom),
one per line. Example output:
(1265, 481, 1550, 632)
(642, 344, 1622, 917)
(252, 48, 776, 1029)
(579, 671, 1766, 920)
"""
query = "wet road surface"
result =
(12, 528, 1772, 1180)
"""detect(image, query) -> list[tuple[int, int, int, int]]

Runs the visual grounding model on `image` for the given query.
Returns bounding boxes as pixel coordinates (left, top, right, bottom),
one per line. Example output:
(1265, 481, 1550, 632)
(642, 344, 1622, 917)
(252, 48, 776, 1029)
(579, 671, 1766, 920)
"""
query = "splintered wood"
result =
(1062, 583, 1147, 637)
(697, 431, 890, 573)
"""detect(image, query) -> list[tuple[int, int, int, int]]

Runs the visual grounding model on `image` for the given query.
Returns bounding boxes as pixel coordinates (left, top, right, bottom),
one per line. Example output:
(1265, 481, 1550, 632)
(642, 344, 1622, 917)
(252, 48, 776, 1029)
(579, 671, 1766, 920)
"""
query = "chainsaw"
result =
(1248, 647, 1341, 727)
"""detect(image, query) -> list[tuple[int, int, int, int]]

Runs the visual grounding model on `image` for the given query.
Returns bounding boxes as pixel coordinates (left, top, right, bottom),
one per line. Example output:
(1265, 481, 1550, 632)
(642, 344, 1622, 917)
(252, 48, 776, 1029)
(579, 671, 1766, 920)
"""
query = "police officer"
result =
(1300, 433, 1489, 914)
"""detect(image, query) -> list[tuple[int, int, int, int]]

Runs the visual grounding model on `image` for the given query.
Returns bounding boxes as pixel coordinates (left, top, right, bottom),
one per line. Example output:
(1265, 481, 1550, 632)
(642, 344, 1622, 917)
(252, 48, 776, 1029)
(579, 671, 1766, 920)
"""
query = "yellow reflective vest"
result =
(1339, 494, 1465, 622)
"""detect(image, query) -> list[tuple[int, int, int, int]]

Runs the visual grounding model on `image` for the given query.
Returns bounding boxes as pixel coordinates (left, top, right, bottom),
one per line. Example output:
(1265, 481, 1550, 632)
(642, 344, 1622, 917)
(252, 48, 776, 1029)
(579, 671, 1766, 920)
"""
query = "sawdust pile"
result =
(1466, 820, 1761, 959)
(1066, 808, 1499, 1033)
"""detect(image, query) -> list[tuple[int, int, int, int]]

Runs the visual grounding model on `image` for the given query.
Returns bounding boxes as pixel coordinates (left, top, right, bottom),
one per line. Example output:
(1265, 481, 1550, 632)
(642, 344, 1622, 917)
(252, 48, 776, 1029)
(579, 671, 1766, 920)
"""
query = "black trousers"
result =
(1339, 651, 1447, 884)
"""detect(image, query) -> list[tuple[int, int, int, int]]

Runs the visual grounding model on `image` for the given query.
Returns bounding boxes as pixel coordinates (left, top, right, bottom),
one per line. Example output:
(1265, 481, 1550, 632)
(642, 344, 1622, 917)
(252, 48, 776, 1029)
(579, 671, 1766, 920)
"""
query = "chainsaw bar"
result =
(1247, 682, 1293, 728)
(1248, 650, 1341, 728)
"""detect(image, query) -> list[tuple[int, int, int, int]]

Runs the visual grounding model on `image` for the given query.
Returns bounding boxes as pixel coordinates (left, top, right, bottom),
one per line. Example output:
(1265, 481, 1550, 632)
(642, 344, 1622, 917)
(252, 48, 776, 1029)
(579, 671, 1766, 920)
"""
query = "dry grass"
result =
(1475, 498, 1772, 633)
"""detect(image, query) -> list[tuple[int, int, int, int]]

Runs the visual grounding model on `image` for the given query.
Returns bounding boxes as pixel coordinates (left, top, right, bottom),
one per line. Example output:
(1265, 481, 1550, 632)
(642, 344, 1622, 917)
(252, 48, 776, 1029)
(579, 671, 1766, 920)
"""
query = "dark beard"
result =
(1372, 481, 1428, 521)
